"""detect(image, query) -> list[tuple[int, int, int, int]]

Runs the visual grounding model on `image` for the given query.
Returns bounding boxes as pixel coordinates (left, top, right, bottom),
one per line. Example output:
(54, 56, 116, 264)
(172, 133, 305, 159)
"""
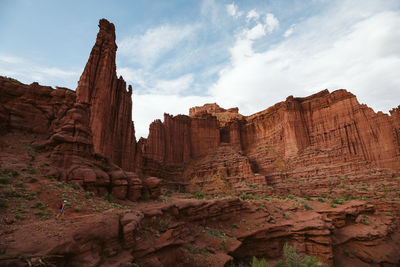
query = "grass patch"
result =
(302, 202, 313, 210)
(204, 227, 228, 239)
(239, 192, 254, 200)
(184, 244, 209, 255)
(31, 201, 46, 210)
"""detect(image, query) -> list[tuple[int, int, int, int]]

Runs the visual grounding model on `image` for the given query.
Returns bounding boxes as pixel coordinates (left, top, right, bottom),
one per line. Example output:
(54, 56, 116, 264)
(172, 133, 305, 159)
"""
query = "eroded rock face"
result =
(138, 113, 220, 179)
(76, 19, 137, 172)
(141, 91, 400, 198)
(4, 198, 398, 267)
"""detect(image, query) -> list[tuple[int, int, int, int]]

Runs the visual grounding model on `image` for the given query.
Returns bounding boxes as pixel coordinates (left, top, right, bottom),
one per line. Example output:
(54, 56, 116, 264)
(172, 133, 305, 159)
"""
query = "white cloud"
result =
(0, 54, 24, 64)
(210, 8, 400, 116)
(284, 24, 295, 37)
(244, 23, 266, 40)
(0, 54, 79, 88)
(118, 24, 196, 68)
(226, 3, 243, 18)
(246, 9, 260, 22)
(153, 74, 193, 95)
(265, 13, 279, 33)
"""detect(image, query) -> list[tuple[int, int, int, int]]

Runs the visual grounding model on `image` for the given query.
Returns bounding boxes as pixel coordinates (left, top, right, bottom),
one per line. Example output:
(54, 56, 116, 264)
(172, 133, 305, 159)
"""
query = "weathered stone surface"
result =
(141, 90, 400, 198)
(76, 19, 137, 171)
(143, 177, 162, 199)
(138, 113, 220, 179)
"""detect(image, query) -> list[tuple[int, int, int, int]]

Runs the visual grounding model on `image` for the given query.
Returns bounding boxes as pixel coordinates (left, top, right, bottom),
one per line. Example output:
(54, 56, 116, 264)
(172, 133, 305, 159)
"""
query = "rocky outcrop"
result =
(184, 143, 267, 195)
(0, 77, 75, 135)
(4, 198, 398, 267)
(76, 19, 137, 171)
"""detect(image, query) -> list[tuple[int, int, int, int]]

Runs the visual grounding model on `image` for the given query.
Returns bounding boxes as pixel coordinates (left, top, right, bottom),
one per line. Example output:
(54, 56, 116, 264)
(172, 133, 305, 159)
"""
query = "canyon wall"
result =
(239, 89, 400, 179)
(139, 92, 400, 193)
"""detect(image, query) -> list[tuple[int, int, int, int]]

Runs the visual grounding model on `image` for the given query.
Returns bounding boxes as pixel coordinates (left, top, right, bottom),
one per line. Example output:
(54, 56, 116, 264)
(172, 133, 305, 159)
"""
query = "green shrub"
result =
(71, 183, 80, 190)
(29, 177, 38, 183)
(140, 188, 150, 201)
(0, 176, 11, 184)
(331, 197, 344, 205)
(2, 76, 23, 84)
(24, 192, 36, 200)
(159, 219, 170, 231)
(0, 198, 9, 208)
(31, 201, 45, 210)
(16, 181, 25, 188)
(85, 191, 95, 199)
(15, 213, 24, 220)
(232, 223, 240, 229)
(273, 243, 328, 267)
(360, 215, 369, 225)
(104, 193, 113, 202)
(194, 191, 205, 199)
(34, 210, 46, 216)
(302, 202, 313, 210)
(239, 192, 254, 200)
(252, 256, 269, 267)
(3, 169, 19, 177)
(220, 240, 227, 251)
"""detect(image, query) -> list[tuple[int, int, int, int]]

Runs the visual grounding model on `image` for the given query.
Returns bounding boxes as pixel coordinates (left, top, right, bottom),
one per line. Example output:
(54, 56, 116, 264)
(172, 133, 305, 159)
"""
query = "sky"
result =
(1, 0, 400, 139)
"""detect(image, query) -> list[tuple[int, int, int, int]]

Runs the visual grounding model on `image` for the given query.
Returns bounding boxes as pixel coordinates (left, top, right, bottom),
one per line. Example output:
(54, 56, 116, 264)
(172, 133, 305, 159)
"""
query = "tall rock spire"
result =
(76, 18, 136, 171)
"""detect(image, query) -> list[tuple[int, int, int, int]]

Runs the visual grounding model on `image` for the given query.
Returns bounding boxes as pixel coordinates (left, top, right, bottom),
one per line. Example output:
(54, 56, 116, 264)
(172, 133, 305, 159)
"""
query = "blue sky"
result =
(1, 0, 400, 138)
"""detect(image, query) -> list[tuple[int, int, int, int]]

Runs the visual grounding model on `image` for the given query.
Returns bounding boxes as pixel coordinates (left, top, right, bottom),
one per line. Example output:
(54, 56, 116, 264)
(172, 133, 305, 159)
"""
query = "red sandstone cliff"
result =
(140, 93, 400, 194)
(76, 19, 137, 171)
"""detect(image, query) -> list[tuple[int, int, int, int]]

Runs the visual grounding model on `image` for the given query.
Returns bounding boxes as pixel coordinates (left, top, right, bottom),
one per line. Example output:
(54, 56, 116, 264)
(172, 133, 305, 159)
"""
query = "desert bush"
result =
(273, 243, 328, 267)
(252, 256, 269, 267)
(194, 191, 205, 199)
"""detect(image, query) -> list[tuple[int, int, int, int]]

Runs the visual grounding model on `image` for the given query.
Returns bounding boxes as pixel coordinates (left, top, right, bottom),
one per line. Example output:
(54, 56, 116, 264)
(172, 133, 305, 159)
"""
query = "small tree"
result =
(273, 243, 328, 267)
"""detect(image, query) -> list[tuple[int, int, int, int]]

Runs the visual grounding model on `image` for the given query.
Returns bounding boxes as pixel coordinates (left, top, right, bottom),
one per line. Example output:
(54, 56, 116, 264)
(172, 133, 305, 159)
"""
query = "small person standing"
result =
(56, 200, 67, 220)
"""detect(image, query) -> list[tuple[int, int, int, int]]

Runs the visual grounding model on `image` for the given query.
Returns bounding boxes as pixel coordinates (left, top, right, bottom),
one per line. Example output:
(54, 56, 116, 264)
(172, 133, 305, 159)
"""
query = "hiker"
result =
(56, 200, 67, 220)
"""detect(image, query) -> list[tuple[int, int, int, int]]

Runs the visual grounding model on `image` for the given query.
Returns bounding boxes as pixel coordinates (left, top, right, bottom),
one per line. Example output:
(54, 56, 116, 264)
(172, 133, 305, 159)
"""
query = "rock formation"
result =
(1, 18, 400, 267)
(140, 93, 400, 197)
(76, 19, 137, 171)
(0, 76, 144, 199)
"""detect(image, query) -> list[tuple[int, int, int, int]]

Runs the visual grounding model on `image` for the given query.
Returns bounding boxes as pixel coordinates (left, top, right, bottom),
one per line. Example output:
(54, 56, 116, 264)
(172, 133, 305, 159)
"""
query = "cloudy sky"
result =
(1, 0, 400, 138)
